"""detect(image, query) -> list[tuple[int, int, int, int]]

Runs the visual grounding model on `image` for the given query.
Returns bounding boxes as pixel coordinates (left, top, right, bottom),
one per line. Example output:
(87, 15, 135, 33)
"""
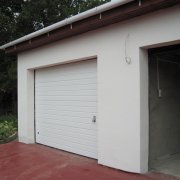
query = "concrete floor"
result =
(0, 142, 179, 180)
(150, 153, 180, 177)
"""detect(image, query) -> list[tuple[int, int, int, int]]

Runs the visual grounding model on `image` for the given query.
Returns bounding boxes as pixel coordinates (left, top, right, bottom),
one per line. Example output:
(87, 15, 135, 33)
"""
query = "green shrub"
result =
(0, 115, 17, 142)
(0, 114, 17, 124)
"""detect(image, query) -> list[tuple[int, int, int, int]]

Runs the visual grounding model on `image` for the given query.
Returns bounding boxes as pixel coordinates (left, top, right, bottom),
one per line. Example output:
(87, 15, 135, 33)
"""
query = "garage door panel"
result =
(36, 114, 97, 124)
(36, 75, 96, 86)
(36, 106, 96, 113)
(36, 101, 96, 107)
(35, 59, 97, 159)
(36, 89, 96, 96)
(37, 131, 97, 146)
(36, 112, 93, 119)
(36, 105, 96, 113)
(36, 110, 96, 118)
(36, 120, 97, 129)
(36, 63, 96, 80)
(35, 84, 96, 91)
(36, 77, 97, 86)
(36, 84, 96, 93)
(37, 135, 97, 153)
(37, 137, 97, 159)
(36, 95, 96, 102)
(36, 119, 97, 130)
(36, 121, 97, 131)
(36, 66, 96, 78)
(36, 128, 97, 145)
(36, 111, 97, 118)
(37, 125, 96, 139)
(36, 122, 96, 136)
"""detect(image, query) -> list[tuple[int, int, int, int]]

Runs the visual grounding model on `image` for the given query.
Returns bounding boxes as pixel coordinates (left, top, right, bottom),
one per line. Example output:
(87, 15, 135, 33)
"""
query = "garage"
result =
(35, 59, 97, 159)
(1, 0, 180, 175)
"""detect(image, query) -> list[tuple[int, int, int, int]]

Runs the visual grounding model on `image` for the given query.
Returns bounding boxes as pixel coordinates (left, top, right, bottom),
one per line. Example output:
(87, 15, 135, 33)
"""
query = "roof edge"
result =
(0, 0, 134, 50)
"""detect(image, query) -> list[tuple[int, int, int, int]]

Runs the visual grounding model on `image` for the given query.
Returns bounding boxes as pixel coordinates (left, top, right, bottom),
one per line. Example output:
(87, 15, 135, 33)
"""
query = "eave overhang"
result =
(2, 0, 180, 55)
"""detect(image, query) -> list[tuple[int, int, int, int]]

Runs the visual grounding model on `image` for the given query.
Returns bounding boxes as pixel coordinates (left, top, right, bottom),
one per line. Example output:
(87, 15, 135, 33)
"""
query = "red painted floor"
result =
(0, 142, 178, 180)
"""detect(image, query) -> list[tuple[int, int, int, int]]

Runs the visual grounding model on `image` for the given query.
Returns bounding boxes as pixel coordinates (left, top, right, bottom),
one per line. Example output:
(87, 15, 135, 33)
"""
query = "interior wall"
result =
(149, 54, 180, 167)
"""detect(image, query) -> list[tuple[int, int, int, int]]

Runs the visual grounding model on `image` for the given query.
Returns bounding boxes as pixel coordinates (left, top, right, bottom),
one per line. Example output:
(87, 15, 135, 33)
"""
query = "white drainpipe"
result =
(0, 0, 135, 50)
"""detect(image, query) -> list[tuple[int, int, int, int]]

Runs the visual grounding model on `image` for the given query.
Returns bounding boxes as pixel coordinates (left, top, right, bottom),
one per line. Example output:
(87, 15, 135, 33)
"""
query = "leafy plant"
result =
(0, 115, 17, 142)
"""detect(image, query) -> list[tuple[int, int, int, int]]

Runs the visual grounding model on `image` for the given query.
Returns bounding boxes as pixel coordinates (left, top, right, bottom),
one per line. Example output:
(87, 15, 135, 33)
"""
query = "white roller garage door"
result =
(35, 59, 97, 159)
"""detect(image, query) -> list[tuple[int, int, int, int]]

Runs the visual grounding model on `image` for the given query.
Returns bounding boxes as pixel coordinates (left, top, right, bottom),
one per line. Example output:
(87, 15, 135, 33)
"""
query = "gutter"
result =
(0, 0, 134, 50)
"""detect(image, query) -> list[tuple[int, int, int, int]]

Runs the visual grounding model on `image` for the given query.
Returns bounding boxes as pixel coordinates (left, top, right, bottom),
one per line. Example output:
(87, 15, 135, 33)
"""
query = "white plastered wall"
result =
(18, 5, 180, 173)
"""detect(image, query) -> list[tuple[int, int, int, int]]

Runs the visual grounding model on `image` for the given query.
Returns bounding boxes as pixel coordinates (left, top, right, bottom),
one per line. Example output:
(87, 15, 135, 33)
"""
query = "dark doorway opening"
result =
(149, 44, 180, 177)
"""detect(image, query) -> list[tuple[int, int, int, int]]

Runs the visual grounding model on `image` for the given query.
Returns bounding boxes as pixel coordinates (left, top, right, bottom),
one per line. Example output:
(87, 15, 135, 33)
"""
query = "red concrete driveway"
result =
(0, 142, 178, 180)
